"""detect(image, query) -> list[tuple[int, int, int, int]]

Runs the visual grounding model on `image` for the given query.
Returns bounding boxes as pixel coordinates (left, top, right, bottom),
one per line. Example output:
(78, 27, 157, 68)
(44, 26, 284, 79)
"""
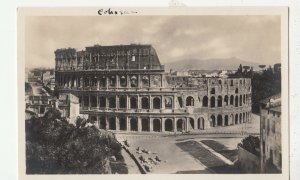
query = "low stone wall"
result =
(237, 146, 260, 173)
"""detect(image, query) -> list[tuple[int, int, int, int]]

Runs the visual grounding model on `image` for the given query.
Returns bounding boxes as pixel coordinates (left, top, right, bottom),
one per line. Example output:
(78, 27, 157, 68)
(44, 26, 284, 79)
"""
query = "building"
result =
(54, 44, 252, 133)
(260, 94, 282, 173)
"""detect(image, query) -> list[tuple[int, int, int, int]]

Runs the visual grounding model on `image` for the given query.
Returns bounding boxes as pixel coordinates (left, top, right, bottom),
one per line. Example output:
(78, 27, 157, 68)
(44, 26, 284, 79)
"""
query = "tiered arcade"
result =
(55, 44, 252, 133)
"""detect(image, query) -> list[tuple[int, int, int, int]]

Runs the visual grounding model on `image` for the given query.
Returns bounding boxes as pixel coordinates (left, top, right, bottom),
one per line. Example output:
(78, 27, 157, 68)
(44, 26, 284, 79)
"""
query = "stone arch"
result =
(99, 116, 106, 129)
(165, 96, 173, 109)
(217, 96, 222, 107)
(239, 113, 243, 124)
(142, 75, 149, 87)
(83, 96, 89, 108)
(186, 96, 194, 106)
(108, 97, 116, 108)
(99, 97, 106, 108)
(230, 95, 234, 105)
(225, 115, 229, 126)
(235, 95, 239, 107)
(211, 88, 215, 94)
(141, 97, 149, 109)
(240, 95, 243, 106)
(243, 113, 246, 123)
(210, 96, 216, 108)
(130, 118, 138, 131)
(165, 119, 173, 132)
(243, 94, 246, 104)
(217, 115, 223, 126)
(210, 115, 216, 127)
(230, 114, 234, 125)
(120, 75, 127, 87)
(142, 118, 150, 131)
(109, 117, 116, 130)
(202, 96, 208, 107)
(177, 119, 185, 132)
(109, 75, 116, 87)
(90, 95, 97, 108)
(198, 117, 205, 130)
(235, 114, 239, 124)
(224, 95, 229, 106)
(153, 97, 161, 109)
(119, 96, 127, 109)
(153, 119, 161, 132)
(130, 97, 137, 109)
(178, 97, 183, 108)
(189, 118, 195, 129)
(119, 117, 127, 130)
(235, 88, 239, 93)
(130, 75, 138, 87)
(100, 76, 106, 87)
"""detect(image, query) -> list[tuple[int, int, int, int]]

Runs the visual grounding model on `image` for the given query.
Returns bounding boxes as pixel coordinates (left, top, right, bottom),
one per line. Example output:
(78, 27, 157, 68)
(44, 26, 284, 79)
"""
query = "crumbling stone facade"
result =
(55, 44, 252, 133)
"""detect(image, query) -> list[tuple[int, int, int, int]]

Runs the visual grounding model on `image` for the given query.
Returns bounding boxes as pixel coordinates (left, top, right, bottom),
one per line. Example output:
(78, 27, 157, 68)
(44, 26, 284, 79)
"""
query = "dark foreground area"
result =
(26, 108, 127, 174)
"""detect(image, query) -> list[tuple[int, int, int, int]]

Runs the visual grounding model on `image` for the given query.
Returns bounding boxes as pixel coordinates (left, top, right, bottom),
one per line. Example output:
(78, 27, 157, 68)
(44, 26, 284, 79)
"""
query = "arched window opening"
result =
(119, 96, 127, 109)
(119, 117, 127, 130)
(198, 117, 205, 130)
(235, 114, 239, 124)
(90, 95, 97, 107)
(225, 115, 229, 126)
(186, 96, 194, 106)
(130, 118, 138, 131)
(100, 76, 106, 87)
(108, 97, 116, 108)
(178, 97, 183, 108)
(142, 118, 149, 131)
(210, 115, 216, 127)
(177, 119, 185, 132)
(189, 118, 194, 129)
(217, 115, 223, 126)
(120, 75, 127, 87)
(235, 88, 239, 94)
(217, 96, 222, 107)
(99, 97, 106, 108)
(230, 95, 234, 105)
(235, 96, 239, 107)
(224, 95, 229, 106)
(211, 88, 215, 94)
(109, 75, 116, 87)
(130, 97, 137, 109)
(99, 116, 106, 129)
(153, 97, 161, 109)
(153, 119, 161, 132)
(130, 75, 138, 87)
(141, 97, 149, 109)
(165, 96, 173, 109)
(165, 119, 173, 131)
(109, 117, 116, 130)
(203, 96, 208, 107)
(210, 96, 215, 108)
(142, 75, 149, 87)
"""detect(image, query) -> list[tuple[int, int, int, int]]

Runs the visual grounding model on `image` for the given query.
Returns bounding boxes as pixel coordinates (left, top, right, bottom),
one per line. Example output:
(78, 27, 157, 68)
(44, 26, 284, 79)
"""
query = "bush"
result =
(238, 135, 260, 157)
(26, 109, 124, 174)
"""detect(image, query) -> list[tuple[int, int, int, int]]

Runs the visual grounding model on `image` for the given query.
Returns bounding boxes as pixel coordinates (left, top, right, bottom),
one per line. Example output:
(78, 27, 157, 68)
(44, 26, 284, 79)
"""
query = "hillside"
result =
(164, 57, 260, 71)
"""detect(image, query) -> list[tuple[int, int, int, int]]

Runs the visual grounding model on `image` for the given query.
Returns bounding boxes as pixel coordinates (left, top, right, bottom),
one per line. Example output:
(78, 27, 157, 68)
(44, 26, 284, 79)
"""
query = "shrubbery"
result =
(238, 135, 260, 157)
(26, 108, 126, 174)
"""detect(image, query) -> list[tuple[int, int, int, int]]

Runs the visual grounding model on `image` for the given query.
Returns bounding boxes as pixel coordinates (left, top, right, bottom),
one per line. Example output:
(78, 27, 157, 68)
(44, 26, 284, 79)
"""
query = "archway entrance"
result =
(235, 114, 239, 124)
(109, 117, 116, 130)
(217, 115, 223, 126)
(153, 119, 161, 132)
(99, 116, 106, 129)
(142, 118, 149, 131)
(210, 115, 216, 127)
(177, 119, 185, 132)
(119, 117, 127, 130)
(198, 117, 205, 130)
(225, 115, 229, 126)
(130, 118, 138, 131)
(189, 118, 195, 130)
(165, 119, 173, 131)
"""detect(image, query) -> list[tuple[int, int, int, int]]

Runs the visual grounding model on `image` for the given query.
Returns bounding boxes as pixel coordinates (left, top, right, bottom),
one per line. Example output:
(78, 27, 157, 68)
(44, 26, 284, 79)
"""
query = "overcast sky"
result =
(25, 15, 281, 68)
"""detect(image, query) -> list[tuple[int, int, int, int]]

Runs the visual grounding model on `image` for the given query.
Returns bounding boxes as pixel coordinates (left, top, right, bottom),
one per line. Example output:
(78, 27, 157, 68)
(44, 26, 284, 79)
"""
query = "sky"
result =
(25, 15, 281, 69)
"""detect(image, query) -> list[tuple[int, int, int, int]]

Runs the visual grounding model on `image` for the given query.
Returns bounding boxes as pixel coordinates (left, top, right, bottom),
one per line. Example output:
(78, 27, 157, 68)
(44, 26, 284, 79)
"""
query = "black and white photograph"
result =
(17, 7, 289, 178)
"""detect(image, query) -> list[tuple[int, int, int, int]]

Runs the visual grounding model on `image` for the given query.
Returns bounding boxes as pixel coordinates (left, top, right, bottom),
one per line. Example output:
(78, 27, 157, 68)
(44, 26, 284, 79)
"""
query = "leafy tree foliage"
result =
(26, 108, 127, 174)
(238, 135, 260, 157)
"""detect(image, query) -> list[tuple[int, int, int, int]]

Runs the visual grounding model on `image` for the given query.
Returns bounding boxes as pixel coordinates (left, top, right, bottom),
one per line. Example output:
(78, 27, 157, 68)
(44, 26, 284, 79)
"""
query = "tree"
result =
(259, 65, 266, 70)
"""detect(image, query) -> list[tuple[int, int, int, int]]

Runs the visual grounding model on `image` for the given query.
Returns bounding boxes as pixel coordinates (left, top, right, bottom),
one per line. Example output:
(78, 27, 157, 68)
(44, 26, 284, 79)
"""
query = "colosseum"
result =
(54, 44, 252, 133)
